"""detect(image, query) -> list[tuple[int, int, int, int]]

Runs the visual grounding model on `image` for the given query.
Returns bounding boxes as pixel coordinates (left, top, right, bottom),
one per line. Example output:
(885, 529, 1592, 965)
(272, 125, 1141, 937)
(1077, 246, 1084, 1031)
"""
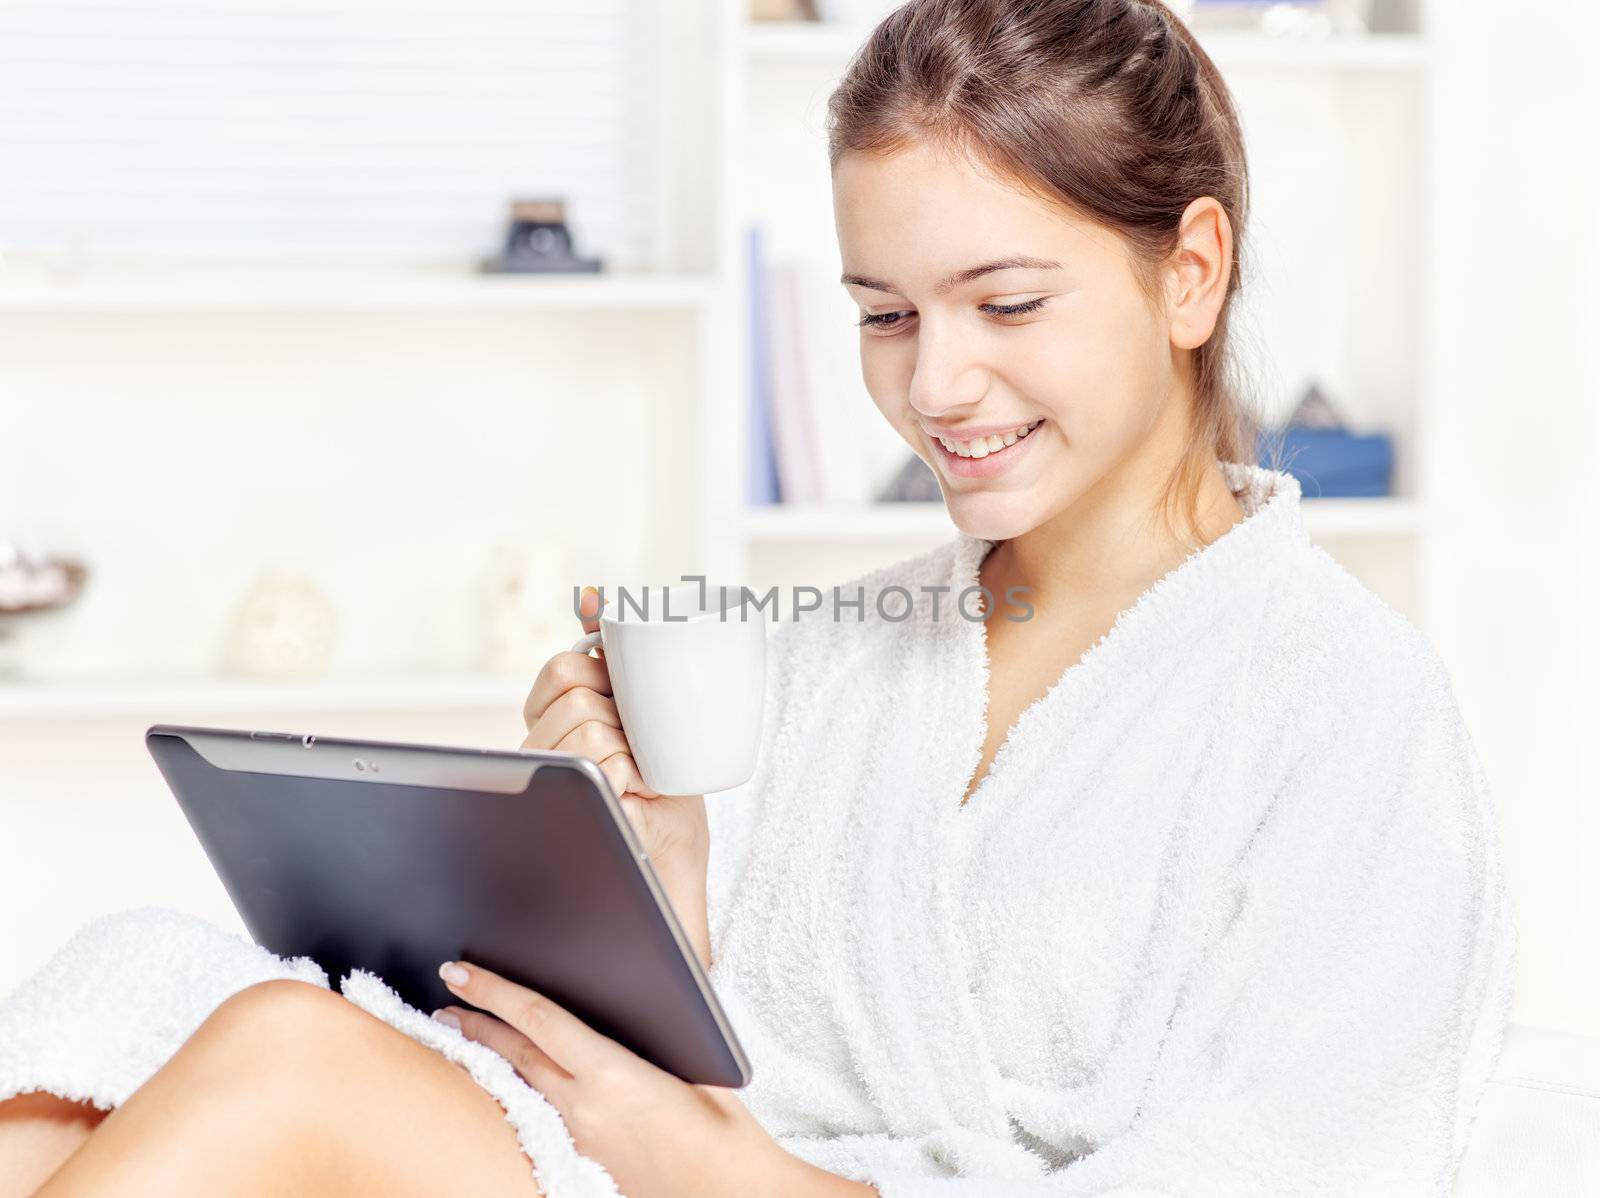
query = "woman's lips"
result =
(929, 421, 1043, 480)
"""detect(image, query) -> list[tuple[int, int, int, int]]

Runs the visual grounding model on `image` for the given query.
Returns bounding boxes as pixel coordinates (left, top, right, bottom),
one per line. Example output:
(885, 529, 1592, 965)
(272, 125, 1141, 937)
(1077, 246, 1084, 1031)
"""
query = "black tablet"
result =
(146, 724, 750, 1088)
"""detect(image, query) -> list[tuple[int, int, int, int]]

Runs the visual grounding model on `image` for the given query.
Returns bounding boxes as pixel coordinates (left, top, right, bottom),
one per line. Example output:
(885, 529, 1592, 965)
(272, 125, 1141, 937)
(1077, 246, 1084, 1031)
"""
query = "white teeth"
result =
(935, 419, 1041, 459)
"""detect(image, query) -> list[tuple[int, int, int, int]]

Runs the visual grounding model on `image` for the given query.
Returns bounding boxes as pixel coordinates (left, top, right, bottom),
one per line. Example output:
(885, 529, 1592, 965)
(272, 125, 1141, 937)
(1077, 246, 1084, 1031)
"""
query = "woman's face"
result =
(833, 139, 1185, 541)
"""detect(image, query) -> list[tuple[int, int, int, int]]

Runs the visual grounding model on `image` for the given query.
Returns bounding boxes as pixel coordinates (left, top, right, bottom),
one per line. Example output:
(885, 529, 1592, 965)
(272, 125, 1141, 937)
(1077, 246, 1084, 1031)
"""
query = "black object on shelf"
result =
(876, 453, 943, 502)
(480, 198, 603, 274)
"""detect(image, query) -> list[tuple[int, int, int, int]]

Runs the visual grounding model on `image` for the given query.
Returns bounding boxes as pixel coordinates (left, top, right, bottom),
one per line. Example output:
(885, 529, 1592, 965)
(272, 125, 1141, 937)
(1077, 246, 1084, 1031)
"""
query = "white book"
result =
(794, 264, 872, 506)
(764, 262, 824, 504)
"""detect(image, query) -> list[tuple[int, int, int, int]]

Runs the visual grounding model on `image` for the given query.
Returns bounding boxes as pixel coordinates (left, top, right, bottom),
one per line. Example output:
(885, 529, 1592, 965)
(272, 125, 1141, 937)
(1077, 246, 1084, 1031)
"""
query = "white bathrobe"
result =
(0, 462, 1515, 1197)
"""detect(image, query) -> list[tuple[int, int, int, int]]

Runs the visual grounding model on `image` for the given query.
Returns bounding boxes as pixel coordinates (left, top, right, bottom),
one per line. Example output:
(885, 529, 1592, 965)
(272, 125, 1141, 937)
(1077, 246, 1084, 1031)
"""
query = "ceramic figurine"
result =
(478, 542, 573, 676)
(219, 569, 337, 678)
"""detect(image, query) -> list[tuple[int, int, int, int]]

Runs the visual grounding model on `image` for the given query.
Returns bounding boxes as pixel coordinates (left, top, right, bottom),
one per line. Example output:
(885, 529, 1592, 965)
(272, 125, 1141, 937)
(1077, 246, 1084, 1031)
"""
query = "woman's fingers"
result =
(523, 686, 660, 799)
(434, 1004, 571, 1098)
(523, 650, 613, 729)
(526, 685, 621, 753)
(554, 725, 659, 799)
(550, 716, 625, 766)
(522, 585, 612, 730)
(575, 584, 603, 635)
(593, 749, 649, 801)
(437, 962, 621, 1080)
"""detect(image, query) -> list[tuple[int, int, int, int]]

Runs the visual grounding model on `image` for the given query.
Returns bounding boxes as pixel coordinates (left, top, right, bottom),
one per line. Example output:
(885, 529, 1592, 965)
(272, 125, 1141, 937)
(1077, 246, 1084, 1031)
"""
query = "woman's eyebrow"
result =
(840, 255, 1063, 296)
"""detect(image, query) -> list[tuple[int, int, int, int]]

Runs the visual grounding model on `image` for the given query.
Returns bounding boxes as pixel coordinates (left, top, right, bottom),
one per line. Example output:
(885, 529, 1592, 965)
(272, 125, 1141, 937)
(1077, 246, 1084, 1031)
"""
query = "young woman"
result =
(0, 1, 1514, 1194)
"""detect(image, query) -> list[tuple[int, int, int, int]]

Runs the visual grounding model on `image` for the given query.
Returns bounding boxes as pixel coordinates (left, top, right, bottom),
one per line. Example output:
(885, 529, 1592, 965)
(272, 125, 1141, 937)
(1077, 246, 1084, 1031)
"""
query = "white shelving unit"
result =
(0, 0, 1444, 715)
(0, 264, 718, 314)
(740, 496, 1429, 544)
(0, 673, 530, 718)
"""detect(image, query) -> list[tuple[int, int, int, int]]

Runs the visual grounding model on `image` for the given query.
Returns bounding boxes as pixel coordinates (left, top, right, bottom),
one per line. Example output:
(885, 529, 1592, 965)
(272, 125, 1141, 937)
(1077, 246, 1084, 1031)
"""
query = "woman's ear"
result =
(1165, 196, 1233, 350)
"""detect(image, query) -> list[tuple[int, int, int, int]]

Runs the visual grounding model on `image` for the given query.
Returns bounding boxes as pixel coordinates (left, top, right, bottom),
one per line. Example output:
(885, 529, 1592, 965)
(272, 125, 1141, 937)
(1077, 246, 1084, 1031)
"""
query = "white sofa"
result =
(1454, 1023, 1600, 1195)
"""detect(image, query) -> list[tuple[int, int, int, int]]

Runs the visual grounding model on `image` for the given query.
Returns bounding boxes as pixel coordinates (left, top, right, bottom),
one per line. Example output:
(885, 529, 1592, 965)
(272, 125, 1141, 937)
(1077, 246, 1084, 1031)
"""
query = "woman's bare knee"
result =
(37, 979, 546, 1197)
(0, 1092, 108, 1198)
(202, 978, 350, 1043)
(188, 980, 371, 1083)
(194, 980, 546, 1194)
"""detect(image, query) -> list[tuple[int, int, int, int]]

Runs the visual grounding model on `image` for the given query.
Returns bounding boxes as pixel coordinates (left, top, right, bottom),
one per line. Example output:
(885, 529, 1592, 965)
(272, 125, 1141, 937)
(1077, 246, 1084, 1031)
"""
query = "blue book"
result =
(745, 225, 783, 506)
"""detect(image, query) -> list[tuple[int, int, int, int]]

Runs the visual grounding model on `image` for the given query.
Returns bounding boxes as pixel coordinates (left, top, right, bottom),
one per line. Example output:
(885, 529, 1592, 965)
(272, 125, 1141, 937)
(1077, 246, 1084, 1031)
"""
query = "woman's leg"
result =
(0, 1094, 108, 1198)
(36, 980, 548, 1198)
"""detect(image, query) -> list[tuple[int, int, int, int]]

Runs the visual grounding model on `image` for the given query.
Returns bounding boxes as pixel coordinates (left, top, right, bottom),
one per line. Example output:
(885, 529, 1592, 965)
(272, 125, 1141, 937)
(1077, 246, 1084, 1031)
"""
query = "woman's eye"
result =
(981, 297, 1049, 318)
(855, 297, 1050, 332)
(856, 310, 912, 331)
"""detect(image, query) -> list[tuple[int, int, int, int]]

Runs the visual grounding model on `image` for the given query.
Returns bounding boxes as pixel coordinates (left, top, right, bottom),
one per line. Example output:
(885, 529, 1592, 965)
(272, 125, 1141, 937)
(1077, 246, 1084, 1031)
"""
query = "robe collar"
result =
(944, 461, 1308, 639)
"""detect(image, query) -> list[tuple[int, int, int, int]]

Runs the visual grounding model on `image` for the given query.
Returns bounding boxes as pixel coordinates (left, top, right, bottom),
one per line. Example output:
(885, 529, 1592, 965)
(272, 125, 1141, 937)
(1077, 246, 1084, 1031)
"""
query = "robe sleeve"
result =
(761, 647, 1517, 1197)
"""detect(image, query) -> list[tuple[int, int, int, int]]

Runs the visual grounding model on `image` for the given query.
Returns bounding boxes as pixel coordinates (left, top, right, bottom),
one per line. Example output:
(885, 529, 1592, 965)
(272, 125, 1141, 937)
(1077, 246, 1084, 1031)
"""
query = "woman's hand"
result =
(521, 585, 711, 966)
(434, 960, 799, 1198)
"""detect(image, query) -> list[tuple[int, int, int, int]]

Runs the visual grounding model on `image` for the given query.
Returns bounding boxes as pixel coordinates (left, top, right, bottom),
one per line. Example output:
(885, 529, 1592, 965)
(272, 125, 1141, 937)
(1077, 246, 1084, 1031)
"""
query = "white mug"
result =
(571, 582, 767, 796)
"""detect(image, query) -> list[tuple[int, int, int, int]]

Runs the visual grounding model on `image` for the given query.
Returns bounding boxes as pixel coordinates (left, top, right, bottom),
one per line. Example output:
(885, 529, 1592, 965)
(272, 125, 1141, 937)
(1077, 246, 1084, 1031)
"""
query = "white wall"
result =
(1420, 0, 1599, 1035)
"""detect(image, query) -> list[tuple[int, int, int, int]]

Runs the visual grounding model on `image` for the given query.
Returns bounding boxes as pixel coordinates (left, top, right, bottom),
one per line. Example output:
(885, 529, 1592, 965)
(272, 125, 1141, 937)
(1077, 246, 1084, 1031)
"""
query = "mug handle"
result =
(571, 630, 603, 655)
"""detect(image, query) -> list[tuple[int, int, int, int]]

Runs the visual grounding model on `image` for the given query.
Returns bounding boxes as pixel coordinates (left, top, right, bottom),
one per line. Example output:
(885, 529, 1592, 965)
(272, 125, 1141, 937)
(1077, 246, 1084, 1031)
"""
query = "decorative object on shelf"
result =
(479, 198, 602, 275)
(1171, 0, 1374, 35)
(476, 542, 573, 677)
(1256, 382, 1394, 498)
(750, 0, 816, 20)
(876, 452, 944, 503)
(1, 232, 93, 283)
(218, 569, 337, 678)
(1279, 381, 1345, 428)
(0, 542, 88, 677)
(810, 0, 903, 24)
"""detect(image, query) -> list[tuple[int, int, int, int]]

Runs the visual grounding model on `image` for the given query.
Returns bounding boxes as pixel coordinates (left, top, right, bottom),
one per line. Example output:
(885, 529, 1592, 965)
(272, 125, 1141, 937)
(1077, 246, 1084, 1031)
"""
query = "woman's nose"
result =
(906, 326, 987, 417)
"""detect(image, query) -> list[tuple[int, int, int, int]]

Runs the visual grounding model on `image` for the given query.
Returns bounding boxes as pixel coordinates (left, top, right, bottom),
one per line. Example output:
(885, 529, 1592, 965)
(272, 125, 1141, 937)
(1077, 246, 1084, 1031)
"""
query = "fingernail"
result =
(432, 1008, 461, 1030)
(438, 961, 469, 987)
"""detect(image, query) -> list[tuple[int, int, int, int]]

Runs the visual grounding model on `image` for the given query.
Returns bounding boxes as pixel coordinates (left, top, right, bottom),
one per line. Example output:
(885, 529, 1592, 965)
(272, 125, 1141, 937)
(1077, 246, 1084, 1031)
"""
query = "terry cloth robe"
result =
(702, 460, 1516, 1196)
(0, 462, 1515, 1198)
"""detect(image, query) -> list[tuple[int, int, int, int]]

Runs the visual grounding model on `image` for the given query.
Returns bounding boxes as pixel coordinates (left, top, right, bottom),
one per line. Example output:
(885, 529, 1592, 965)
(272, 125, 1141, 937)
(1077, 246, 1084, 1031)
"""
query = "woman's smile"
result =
(926, 417, 1045, 480)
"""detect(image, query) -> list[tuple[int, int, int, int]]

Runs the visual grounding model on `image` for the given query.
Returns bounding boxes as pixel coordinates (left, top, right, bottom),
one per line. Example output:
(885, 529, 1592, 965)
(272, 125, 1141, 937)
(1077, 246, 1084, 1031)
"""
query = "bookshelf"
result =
(0, 0, 1448, 706)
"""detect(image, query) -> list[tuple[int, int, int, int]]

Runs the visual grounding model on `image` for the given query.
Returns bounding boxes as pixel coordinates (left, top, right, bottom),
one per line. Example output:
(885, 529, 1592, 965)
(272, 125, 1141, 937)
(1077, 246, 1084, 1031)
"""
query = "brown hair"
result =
(826, 0, 1277, 539)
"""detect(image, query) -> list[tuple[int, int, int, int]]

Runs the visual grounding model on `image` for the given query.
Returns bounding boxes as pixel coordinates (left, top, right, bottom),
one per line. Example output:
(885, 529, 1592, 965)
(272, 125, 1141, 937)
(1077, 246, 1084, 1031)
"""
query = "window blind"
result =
(0, 0, 659, 266)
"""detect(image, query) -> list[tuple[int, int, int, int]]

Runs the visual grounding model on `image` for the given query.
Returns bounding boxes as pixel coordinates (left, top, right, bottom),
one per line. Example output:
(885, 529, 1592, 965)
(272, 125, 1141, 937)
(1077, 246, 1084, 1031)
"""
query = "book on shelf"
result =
(745, 225, 782, 505)
(748, 228, 871, 507)
(763, 259, 823, 503)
